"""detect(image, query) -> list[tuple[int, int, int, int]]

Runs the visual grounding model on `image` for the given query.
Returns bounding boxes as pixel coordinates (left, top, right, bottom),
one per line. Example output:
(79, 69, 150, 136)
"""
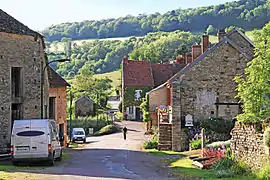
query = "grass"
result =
(145, 149, 254, 180)
(93, 71, 121, 89)
(94, 124, 121, 136)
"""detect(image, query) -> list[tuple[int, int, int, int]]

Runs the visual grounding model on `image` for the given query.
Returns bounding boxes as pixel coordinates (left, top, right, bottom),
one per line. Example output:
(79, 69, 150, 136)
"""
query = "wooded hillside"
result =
(42, 0, 270, 41)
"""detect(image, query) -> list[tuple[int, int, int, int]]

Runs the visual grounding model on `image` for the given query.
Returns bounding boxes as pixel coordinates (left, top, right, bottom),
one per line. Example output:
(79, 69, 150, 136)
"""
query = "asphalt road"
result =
(25, 121, 176, 180)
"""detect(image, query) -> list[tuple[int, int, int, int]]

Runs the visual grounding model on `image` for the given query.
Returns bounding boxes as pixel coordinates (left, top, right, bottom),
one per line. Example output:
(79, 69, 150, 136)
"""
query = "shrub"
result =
(94, 124, 121, 136)
(214, 157, 235, 171)
(231, 161, 250, 175)
(264, 127, 270, 148)
(200, 117, 235, 133)
(256, 163, 270, 180)
(215, 169, 234, 178)
(143, 139, 158, 149)
(206, 140, 231, 149)
(190, 139, 202, 150)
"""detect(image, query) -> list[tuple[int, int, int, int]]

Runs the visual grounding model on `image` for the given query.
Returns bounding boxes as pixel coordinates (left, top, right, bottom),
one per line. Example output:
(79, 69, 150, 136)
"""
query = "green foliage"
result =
(123, 87, 151, 110)
(234, 22, 270, 123)
(200, 117, 235, 133)
(143, 138, 158, 149)
(94, 124, 121, 136)
(264, 127, 270, 148)
(118, 101, 123, 113)
(225, 26, 245, 33)
(140, 95, 150, 122)
(206, 25, 218, 35)
(42, 0, 269, 42)
(206, 140, 231, 149)
(129, 31, 200, 63)
(190, 139, 202, 150)
(214, 158, 250, 178)
(256, 163, 270, 180)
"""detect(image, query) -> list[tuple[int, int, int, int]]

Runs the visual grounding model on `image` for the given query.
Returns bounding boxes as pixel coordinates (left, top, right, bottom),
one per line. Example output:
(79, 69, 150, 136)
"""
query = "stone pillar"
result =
(171, 82, 188, 151)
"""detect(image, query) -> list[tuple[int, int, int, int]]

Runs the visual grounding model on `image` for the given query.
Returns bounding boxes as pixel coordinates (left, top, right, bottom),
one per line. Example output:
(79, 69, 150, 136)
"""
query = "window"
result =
(129, 107, 134, 114)
(16, 131, 45, 137)
(49, 97, 56, 119)
(11, 67, 22, 97)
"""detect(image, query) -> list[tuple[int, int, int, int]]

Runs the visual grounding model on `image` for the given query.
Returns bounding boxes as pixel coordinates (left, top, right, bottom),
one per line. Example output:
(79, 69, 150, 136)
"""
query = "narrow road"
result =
(18, 121, 176, 180)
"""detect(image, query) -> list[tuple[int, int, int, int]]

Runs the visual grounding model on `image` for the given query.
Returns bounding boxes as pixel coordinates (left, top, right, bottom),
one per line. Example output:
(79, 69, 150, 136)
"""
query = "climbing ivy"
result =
(123, 87, 152, 111)
(140, 95, 150, 123)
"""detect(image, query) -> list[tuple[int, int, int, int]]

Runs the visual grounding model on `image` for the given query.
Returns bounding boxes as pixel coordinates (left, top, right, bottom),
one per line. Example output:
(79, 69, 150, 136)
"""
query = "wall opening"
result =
(49, 97, 56, 119)
(11, 103, 22, 130)
(11, 67, 22, 98)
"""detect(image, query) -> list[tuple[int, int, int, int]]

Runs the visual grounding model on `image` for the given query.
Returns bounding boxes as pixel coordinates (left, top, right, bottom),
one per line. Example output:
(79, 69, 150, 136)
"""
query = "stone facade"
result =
(0, 32, 49, 153)
(230, 123, 269, 169)
(75, 96, 94, 117)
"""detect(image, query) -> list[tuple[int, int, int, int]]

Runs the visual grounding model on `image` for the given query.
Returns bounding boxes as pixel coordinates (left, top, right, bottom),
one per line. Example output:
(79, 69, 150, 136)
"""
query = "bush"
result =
(214, 157, 235, 171)
(190, 139, 202, 150)
(94, 124, 121, 136)
(143, 139, 158, 149)
(256, 163, 270, 180)
(232, 161, 250, 175)
(206, 140, 231, 149)
(264, 127, 270, 148)
(200, 117, 235, 134)
(215, 169, 234, 178)
(213, 158, 250, 178)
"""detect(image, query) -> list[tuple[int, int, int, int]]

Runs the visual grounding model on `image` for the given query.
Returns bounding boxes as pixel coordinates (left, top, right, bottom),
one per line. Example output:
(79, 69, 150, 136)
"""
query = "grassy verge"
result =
(94, 124, 121, 136)
(145, 149, 254, 180)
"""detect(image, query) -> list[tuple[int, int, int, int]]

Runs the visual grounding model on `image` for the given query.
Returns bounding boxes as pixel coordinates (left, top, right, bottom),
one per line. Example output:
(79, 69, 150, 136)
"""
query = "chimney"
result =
(202, 34, 209, 53)
(192, 45, 202, 61)
(218, 29, 226, 42)
(185, 53, 192, 64)
(123, 55, 129, 61)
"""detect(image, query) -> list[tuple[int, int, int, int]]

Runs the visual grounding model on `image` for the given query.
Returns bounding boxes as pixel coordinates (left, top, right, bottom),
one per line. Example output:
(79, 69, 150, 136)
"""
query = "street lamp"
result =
(41, 59, 71, 119)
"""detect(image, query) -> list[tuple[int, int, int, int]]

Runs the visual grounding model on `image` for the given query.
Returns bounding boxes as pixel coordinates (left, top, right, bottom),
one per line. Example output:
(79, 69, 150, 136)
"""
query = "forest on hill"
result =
(42, 0, 270, 41)
(48, 31, 201, 76)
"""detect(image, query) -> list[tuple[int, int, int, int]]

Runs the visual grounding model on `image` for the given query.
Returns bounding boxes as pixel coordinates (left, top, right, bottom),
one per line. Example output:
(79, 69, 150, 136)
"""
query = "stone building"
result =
(49, 68, 70, 146)
(0, 10, 50, 153)
(122, 57, 184, 120)
(148, 29, 254, 151)
(75, 96, 94, 118)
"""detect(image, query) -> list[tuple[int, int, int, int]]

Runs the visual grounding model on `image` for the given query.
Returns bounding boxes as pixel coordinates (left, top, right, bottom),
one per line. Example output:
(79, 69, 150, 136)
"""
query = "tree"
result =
(206, 25, 218, 35)
(234, 23, 270, 123)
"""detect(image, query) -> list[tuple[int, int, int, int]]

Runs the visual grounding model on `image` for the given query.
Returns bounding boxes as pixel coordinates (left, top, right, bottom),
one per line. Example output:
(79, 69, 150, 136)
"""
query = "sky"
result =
(1, 0, 235, 31)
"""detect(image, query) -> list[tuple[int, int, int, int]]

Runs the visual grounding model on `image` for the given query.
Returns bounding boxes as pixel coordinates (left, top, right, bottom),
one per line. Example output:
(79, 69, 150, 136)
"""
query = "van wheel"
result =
(48, 153, 55, 166)
(56, 150, 62, 161)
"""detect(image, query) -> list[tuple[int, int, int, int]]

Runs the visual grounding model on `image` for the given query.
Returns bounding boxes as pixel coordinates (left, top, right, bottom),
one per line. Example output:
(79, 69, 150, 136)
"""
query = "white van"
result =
(11, 119, 62, 165)
(72, 128, 86, 143)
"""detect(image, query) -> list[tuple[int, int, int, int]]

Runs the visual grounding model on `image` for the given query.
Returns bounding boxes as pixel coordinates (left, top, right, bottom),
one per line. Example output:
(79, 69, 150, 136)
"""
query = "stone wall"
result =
(0, 32, 49, 153)
(49, 86, 68, 146)
(158, 123, 172, 151)
(230, 123, 268, 169)
(174, 42, 249, 122)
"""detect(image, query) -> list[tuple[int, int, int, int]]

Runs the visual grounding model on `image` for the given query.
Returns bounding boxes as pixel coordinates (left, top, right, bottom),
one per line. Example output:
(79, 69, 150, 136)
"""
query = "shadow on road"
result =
(0, 148, 176, 180)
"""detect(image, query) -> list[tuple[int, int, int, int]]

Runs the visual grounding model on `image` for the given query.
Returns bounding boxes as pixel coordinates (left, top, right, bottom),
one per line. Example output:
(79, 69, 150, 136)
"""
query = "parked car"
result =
(72, 128, 86, 143)
(11, 119, 62, 166)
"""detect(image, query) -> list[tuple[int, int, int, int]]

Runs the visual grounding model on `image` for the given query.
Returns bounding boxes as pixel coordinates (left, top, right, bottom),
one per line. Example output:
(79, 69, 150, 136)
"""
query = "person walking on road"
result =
(123, 126, 127, 140)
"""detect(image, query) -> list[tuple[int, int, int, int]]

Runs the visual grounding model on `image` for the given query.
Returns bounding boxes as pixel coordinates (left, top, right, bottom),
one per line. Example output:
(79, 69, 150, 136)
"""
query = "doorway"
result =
(135, 107, 142, 121)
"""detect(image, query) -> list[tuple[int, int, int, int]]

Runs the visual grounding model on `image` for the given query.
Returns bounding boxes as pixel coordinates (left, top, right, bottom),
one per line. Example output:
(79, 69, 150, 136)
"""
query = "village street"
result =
(3, 121, 177, 180)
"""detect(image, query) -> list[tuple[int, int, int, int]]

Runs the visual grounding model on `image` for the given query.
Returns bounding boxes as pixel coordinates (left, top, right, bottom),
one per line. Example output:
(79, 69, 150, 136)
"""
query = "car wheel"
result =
(48, 152, 55, 166)
(56, 150, 62, 161)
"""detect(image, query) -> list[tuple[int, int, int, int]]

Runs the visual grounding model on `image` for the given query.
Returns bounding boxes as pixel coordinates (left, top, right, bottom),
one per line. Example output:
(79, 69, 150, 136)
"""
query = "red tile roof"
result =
(151, 64, 174, 86)
(123, 59, 154, 88)
(123, 59, 185, 88)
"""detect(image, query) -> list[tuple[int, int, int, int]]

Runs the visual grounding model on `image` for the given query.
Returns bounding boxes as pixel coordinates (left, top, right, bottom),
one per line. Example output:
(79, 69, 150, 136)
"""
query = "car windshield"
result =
(74, 131, 84, 135)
